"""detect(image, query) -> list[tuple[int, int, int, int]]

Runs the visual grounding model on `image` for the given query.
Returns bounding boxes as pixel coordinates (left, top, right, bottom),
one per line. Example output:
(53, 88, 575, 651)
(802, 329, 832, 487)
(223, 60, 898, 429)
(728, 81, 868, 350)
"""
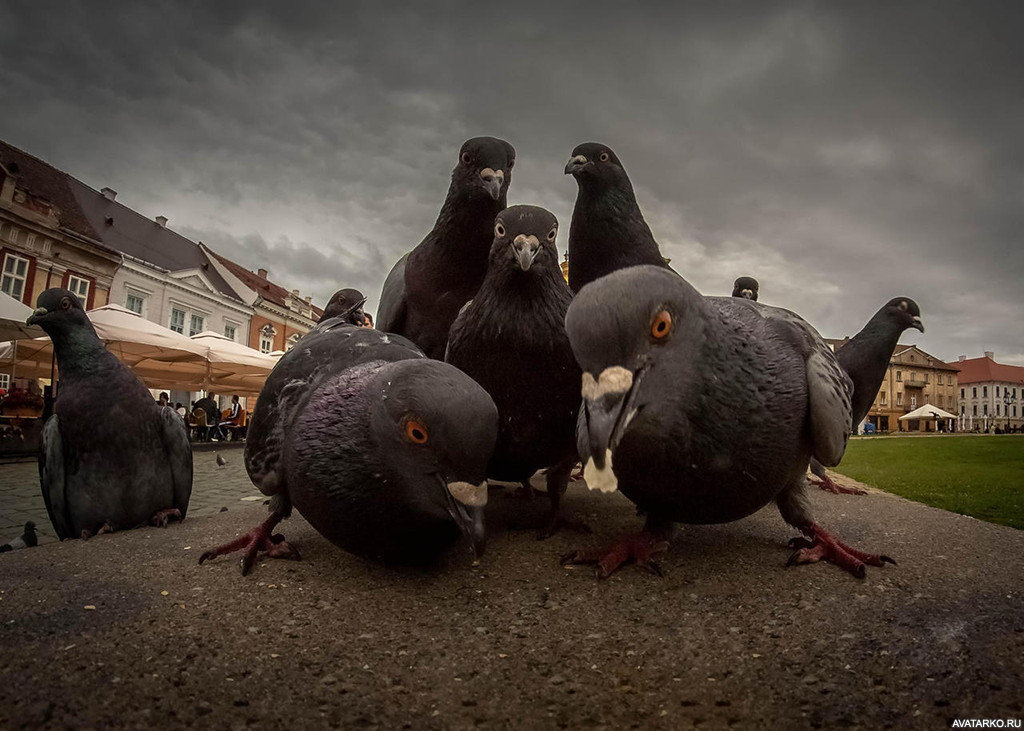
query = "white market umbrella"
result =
(190, 331, 277, 396)
(899, 403, 958, 421)
(0, 291, 44, 342)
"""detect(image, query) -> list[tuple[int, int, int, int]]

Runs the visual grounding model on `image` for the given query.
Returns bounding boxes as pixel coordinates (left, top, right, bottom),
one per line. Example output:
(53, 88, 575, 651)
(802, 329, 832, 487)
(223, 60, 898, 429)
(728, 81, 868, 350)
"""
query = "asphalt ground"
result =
(0, 474, 1021, 729)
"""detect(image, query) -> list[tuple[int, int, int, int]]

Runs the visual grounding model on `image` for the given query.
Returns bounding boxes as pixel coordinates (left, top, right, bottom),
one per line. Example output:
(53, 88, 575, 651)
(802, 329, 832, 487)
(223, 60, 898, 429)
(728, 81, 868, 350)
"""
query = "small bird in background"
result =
(377, 137, 516, 359)
(810, 297, 925, 494)
(564, 142, 672, 294)
(446, 205, 586, 538)
(319, 288, 368, 327)
(216, 453, 227, 467)
(732, 276, 759, 301)
(562, 266, 893, 579)
(200, 324, 498, 575)
(0, 521, 38, 552)
(28, 289, 192, 540)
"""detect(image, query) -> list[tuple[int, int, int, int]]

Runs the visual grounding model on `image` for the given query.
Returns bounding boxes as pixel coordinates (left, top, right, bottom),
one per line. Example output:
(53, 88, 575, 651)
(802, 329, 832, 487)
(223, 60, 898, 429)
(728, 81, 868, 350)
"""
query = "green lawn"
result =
(835, 435, 1024, 530)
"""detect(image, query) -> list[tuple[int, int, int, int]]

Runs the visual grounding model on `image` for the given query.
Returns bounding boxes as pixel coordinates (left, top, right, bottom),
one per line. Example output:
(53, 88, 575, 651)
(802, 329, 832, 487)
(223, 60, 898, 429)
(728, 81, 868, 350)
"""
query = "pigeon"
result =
(28, 289, 192, 540)
(564, 142, 672, 293)
(446, 205, 585, 538)
(319, 288, 368, 327)
(560, 266, 893, 579)
(0, 521, 38, 552)
(810, 297, 924, 494)
(216, 453, 227, 467)
(199, 323, 498, 574)
(732, 277, 759, 301)
(376, 137, 516, 359)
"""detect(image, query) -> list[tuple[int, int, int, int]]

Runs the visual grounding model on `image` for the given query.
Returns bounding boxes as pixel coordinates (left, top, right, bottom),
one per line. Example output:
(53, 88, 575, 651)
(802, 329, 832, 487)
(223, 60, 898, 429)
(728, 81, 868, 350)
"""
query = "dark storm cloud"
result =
(2, 1, 1022, 362)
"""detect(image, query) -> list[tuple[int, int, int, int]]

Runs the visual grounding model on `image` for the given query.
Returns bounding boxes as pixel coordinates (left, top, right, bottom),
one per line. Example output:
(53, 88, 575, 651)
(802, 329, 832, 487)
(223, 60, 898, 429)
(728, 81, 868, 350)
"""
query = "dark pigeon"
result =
(446, 205, 585, 538)
(28, 289, 192, 540)
(199, 323, 498, 574)
(376, 137, 516, 359)
(564, 142, 672, 294)
(810, 297, 924, 494)
(561, 266, 893, 579)
(0, 521, 38, 552)
(319, 288, 368, 327)
(732, 277, 759, 301)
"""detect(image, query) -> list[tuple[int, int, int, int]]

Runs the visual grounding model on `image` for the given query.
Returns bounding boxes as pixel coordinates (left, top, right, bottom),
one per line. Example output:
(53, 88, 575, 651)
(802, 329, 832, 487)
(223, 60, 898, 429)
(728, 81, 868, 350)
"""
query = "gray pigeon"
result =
(810, 297, 924, 494)
(561, 266, 893, 579)
(376, 137, 515, 359)
(731, 277, 759, 301)
(199, 322, 498, 574)
(0, 521, 38, 552)
(216, 453, 227, 467)
(319, 288, 368, 327)
(28, 289, 192, 540)
(445, 205, 585, 538)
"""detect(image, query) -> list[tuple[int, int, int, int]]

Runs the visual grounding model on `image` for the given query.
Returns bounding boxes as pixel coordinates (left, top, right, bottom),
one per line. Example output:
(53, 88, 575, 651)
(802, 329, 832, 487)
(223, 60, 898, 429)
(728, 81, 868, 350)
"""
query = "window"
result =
(259, 335, 273, 353)
(170, 308, 186, 333)
(1, 253, 29, 301)
(67, 275, 90, 303)
(983, 386, 988, 398)
(189, 314, 204, 336)
(960, 388, 965, 399)
(897, 392, 903, 406)
(0, 373, 9, 390)
(960, 405, 965, 415)
(224, 323, 237, 341)
(1015, 406, 1018, 417)
(125, 293, 145, 314)
(910, 395, 917, 409)
(983, 404, 988, 416)
(880, 391, 887, 405)
(286, 333, 301, 351)
(973, 405, 977, 416)
(996, 404, 1001, 416)
(924, 373, 929, 383)
(973, 387, 977, 398)
(996, 386, 1000, 397)
(896, 371, 902, 382)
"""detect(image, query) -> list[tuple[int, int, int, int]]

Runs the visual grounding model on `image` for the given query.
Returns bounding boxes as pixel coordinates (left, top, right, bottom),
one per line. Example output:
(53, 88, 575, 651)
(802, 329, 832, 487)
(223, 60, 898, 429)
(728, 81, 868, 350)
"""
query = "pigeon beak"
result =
(479, 168, 504, 200)
(26, 307, 47, 326)
(341, 297, 368, 324)
(512, 235, 540, 271)
(911, 316, 924, 333)
(581, 366, 644, 470)
(564, 155, 588, 175)
(445, 480, 488, 559)
(741, 289, 754, 299)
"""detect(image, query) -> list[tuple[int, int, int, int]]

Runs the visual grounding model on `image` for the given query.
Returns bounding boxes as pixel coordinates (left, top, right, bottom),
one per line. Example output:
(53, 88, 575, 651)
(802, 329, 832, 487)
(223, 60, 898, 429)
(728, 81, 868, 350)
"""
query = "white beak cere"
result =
(447, 480, 488, 507)
(581, 366, 634, 399)
(582, 452, 618, 493)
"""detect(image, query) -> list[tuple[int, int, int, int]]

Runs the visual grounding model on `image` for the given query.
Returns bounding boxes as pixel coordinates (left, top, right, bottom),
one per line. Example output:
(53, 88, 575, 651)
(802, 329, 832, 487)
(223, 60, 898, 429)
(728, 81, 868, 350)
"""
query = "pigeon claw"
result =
(786, 522, 894, 578)
(810, 474, 867, 495)
(198, 513, 300, 576)
(560, 533, 670, 580)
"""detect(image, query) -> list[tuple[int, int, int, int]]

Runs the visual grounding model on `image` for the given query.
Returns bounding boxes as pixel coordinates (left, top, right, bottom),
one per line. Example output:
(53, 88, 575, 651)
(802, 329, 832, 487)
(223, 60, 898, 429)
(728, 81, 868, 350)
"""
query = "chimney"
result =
(958, 355, 966, 361)
(155, 215, 168, 227)
(100, 187, 117, 201)
(984, 351, 995, 360)
(304, 295, 311, 304)
(257, 268, 268, 279)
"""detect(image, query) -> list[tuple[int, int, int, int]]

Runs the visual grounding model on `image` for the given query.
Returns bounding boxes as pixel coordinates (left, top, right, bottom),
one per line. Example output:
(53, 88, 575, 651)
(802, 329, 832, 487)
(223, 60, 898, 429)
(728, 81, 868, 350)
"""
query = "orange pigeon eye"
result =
(404, 419, 429, 444)
(651, 310, 672, 340)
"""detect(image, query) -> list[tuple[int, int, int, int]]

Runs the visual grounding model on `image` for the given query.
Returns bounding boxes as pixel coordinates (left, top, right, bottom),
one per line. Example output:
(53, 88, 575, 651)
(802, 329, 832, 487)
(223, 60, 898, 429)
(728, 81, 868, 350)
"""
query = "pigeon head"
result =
(26, 288, 91, 336)
(322, 288, 367, 324)
(452, 136, 515, 202)
(564, 142, 631, 189)
(566, 266, 705, 470)
(732, 276, 759, 301)
(881, 297, 924, 333)
(369, 359, 499, 557)
(489, 205, 559, 273)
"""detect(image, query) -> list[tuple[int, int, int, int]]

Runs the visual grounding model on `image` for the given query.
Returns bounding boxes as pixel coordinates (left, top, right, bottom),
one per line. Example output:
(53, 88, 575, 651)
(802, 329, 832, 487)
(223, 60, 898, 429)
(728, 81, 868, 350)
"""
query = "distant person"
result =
(195, 392, 222, 441)
(157, 392, 170, 407)
(218, 395, 243, 438)
(175, 402, 187, 420)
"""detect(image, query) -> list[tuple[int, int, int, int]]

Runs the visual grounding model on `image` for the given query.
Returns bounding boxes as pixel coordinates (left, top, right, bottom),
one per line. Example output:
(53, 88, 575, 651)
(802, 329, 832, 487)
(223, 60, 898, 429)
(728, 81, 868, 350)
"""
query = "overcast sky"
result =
(2, 1, 1021, 364)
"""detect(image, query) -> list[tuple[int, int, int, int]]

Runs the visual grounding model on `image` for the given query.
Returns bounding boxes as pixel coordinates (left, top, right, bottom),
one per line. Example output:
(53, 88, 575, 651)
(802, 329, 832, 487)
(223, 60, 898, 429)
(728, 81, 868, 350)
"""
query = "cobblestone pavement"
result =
(0, 445, 259, 545)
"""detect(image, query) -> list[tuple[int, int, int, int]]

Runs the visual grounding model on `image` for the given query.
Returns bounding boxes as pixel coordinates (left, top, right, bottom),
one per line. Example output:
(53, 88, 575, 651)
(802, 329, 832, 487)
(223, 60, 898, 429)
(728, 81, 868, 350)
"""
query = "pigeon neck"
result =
(51, 322, 113, 377)
(847, 312, 902, 353)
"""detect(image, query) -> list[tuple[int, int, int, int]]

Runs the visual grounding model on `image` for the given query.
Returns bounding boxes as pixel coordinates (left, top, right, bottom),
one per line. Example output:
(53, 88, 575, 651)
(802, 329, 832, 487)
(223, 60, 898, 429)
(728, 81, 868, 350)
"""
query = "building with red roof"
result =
(949, 352, 1024, 430)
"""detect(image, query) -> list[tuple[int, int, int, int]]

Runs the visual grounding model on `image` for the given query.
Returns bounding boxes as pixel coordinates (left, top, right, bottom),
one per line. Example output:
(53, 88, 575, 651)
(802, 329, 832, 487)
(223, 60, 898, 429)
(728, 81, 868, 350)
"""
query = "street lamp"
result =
(1005, 389, 1012, 432)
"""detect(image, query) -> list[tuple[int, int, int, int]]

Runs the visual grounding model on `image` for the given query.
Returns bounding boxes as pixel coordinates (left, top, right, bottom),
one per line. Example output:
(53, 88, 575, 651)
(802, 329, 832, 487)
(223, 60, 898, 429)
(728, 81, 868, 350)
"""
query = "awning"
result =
(899, 403, 957, 420)
(190, 331, 278, 396)
(0, 291, 44, 342)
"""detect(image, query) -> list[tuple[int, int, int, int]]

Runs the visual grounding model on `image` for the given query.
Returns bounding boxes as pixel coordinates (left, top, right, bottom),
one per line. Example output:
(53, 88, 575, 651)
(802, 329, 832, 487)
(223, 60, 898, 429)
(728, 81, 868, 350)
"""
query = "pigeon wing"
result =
(158, 405, 194, 519)
(38, 415, 71, 540)
(758, 304, 854, 467)
(376, 252, 409, 333)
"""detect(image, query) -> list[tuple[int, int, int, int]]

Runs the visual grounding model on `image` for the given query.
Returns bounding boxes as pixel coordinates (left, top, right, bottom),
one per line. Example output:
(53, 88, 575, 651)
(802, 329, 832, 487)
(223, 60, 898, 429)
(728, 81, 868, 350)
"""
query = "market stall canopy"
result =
(899, 403, 957, 420)
(0, 291, 44, 342)
(1, 305, 211, 390)
(190, 331, 278, 396)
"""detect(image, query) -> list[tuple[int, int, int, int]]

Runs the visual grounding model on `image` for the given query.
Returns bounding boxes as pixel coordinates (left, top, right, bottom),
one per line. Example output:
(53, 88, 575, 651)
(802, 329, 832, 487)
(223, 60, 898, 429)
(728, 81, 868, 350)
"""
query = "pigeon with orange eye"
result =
(200, 324, 498, 574)
(562, 265, 894, 580)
